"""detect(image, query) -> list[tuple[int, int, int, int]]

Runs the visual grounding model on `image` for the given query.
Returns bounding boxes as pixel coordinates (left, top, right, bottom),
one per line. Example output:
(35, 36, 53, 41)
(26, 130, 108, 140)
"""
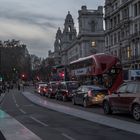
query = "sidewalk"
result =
(0, 91, 41, 140)
(0, 93, 6, 140)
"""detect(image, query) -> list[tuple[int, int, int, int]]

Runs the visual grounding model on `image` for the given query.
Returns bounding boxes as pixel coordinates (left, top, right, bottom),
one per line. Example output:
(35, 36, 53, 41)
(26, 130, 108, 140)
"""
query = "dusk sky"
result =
(0, 0, 105, 58)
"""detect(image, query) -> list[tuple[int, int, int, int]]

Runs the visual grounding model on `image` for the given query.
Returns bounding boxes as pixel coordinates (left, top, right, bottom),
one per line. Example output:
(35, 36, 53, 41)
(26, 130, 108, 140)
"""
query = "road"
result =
(0, 86, 140, 140)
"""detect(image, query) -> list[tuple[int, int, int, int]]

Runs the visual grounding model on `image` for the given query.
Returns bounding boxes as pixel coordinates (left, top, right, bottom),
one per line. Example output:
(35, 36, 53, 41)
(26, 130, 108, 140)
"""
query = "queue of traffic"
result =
(34, 80, 140, 121)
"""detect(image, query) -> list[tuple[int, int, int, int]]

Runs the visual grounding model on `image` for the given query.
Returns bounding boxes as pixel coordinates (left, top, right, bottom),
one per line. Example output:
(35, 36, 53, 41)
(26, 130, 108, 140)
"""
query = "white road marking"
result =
(19, 109, 26, 114)
(15, 103, 19, 108)
(30, 116, 48, 127)
(62, 133, 76, 140)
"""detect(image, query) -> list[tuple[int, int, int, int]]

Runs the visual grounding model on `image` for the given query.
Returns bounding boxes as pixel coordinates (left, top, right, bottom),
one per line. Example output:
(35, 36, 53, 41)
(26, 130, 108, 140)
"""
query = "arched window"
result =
(68, 26, 72, 32)
(58, 39, 61, 44)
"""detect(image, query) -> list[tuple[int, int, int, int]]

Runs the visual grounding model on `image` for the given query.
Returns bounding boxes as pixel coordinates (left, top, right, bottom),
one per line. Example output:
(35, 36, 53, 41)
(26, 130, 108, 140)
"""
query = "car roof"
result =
(123, 80, 140, 84)
(81, 85, 107, 90)
(61, 81, 78, 83)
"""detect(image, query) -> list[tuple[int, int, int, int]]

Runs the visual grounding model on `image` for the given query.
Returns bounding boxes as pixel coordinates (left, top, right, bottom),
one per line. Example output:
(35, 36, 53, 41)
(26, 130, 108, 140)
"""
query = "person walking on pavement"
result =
(0, 83, 2, 96)
(7, 82, 10, 92)
(18, 83, 20, 90)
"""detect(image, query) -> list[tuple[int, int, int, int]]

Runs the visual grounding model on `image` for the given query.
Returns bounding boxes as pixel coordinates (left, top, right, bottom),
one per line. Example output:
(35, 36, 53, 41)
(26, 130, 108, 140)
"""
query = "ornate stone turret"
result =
(61, 11, 77, 51)
(54, 27, 62, 52)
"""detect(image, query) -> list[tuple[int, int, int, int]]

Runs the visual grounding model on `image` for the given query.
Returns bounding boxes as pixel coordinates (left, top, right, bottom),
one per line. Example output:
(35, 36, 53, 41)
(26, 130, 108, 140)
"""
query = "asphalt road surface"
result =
(0, 86, 140, 140)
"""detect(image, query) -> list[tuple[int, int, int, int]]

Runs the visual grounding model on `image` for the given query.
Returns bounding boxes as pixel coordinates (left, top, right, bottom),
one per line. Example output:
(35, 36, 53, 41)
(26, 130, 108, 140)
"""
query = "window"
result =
(92, 41, 96, 47)
(110, 35, 113, 45)
(134, 23, 138, 33)
(68, 26, 71, 32)
(69, 34, 72, 41)
(121, 30, 125, 39)
(118, 31, 120, 41)
(114, 33, 117, 44)
(117, 14, 120, 24)
(134, 3, 138, 17)
(91, 21, 96, 32)
(139, 1, 140, 15)
(126, 83, 136, 93)
(135, 83, 140, 93)
(114, 16, 117, 26)
(127, 46, 131, 59)
(110, 19, 113, 28)
(122, 7, 129, 19)
(117, 84, 127, 93)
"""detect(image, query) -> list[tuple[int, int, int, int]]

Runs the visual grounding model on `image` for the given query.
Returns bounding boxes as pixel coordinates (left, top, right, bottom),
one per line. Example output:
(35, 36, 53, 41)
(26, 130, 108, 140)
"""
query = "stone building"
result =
(67, 6, 105, 63)
(104, 0, 140, 70)
(49, 5, 105, 65)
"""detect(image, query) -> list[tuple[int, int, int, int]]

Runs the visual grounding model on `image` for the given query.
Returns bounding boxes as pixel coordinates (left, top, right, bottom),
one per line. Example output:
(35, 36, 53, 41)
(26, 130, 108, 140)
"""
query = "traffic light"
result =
(22, 74, 25, 78)
(59, 71, 65, 79)
(21, 73, 27, 80)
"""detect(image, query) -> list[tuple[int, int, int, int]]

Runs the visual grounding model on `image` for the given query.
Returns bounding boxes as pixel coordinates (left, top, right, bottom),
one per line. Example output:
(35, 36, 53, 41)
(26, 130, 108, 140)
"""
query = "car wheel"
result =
(83, 99, 88, 108)
(103, 101, 112, 114)
(55, 95, 58, 100)
(132, 104, 140, 121)
(48, 94, 51, 98)
(62, 95, 67, 102)
(72, 97, 76, 105)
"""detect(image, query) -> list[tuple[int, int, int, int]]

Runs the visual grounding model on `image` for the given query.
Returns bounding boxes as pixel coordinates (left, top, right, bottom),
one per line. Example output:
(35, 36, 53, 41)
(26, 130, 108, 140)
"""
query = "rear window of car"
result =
(92, 89, 108, 95)
(67, 82, 79, 89)
(133, 83, 140, 93)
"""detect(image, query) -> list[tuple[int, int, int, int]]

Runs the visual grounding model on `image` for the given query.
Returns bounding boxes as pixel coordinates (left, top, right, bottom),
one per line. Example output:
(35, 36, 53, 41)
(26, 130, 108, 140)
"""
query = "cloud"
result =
(0, 0, 105, 58)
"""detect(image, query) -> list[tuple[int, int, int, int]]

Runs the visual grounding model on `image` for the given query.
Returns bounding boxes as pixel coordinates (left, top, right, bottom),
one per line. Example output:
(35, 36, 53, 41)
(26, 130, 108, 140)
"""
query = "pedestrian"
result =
(7, 82, 10, 92)
(18, 83, 20, 90)
(2, 82, 6, 93)
(0, 84, 2, 96)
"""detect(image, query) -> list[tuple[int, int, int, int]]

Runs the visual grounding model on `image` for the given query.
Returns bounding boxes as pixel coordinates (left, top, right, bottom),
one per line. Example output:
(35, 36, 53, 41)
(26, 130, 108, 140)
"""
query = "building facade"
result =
(67, 6, 105, 63)
(105, 0, 140, 70)
(49, 5, 105, 66)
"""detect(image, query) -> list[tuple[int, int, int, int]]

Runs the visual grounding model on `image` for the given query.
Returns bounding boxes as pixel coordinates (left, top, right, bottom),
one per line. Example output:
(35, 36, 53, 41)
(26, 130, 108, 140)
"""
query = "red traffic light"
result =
(59, 71, 64, 77)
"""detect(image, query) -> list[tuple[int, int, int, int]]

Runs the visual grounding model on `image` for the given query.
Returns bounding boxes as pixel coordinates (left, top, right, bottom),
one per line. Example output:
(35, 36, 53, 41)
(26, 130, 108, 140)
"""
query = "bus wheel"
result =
(132, 104, 140, 121)
(103, 101, 112, 114)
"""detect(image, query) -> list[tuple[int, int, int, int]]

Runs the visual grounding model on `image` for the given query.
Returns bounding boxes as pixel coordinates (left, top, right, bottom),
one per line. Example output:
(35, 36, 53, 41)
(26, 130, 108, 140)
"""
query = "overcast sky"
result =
(0, 0, 105, 58)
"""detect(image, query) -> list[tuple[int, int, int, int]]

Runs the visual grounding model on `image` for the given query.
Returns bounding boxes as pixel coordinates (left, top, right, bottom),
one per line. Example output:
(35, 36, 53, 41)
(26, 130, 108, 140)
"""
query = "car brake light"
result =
(88, 90, 94, 97)
(65, 90, 69, 95)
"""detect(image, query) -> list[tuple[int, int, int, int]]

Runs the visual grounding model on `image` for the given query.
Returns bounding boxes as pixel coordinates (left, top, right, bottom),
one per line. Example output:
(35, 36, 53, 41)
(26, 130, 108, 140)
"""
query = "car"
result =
(36, 83, 48, 96)
(72, 85, 108, 107)
(55, 81, 79, 101)
(47, 81, 60, 98)
(102, 81, 140, 121)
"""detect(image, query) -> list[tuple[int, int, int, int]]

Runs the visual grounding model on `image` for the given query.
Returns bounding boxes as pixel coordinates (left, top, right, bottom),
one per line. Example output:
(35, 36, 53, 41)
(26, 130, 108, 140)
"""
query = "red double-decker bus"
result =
(69, 53, 123, 93)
